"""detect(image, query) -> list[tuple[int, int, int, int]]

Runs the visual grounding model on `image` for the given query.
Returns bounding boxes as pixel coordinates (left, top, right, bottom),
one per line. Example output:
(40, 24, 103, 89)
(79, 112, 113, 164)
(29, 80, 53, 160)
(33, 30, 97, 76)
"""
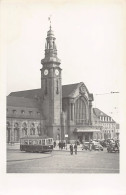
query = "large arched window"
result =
(22, 122, 27, 137)
(75, 97, 87, 125)
(7, 121, 11, 143)
(30, 123, 35, 135)
(14, 122, 20, 142)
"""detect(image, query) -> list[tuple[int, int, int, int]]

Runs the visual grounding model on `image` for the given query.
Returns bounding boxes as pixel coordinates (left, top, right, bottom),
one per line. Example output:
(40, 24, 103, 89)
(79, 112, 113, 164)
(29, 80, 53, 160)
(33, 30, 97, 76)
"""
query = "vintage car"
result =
(82, 141, 103, 151)
(92, 142, 104, 151)
(82, 142, 90, 150)
(107, 143, 119, 153)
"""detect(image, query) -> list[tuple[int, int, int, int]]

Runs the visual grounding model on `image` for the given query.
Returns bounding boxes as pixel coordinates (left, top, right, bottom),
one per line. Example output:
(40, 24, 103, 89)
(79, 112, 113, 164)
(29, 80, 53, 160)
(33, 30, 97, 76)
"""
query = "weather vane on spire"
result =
(48, 15, 52, 29)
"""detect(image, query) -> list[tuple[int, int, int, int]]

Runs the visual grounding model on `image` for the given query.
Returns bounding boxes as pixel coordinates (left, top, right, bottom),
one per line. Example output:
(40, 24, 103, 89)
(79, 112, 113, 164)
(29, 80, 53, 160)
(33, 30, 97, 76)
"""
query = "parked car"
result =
(107, 143, 119, 153)
(92, 142, 103, 151)
(82, 142, 90, 150)
(100, 140, 108, 147)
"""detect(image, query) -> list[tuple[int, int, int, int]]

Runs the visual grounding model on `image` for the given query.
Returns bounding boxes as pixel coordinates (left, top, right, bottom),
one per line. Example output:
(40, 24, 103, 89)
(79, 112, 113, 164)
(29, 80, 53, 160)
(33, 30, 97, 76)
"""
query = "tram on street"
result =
(20, 136, 53, 153)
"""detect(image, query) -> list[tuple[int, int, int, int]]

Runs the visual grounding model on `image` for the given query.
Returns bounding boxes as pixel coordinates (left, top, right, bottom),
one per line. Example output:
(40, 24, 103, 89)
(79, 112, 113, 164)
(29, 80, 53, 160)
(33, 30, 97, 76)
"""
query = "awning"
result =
(74, 129, 101, 133)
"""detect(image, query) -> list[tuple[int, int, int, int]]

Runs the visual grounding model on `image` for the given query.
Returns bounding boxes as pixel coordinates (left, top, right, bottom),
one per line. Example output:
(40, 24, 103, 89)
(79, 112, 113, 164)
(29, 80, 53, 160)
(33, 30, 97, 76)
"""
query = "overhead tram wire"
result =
(95, 92, 119, 95)
(94, 91, 119, 108)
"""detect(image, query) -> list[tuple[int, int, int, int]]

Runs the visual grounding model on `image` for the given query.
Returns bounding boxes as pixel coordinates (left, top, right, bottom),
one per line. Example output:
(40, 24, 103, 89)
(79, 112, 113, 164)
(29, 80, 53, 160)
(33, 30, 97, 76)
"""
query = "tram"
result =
(20, 136, 53, 153)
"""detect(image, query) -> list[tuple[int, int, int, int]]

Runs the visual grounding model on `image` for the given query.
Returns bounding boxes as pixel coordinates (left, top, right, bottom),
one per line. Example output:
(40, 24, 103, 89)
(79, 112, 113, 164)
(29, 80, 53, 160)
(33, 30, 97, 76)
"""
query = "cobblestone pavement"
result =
(7, 148, 119, 173)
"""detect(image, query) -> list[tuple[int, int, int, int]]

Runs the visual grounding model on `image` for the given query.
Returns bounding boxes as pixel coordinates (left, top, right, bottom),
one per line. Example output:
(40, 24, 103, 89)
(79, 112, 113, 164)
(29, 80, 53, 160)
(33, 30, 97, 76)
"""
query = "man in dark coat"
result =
(74, 143, 77, 154)
(70, 144, 73, 155)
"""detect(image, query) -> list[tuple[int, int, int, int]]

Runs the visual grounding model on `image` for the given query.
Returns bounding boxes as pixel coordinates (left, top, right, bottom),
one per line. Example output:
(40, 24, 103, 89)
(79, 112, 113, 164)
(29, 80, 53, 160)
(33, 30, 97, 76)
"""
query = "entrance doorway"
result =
(85, 133, 89, 142)
(84, 132, 93, 142)
(78, 134, 83, 143)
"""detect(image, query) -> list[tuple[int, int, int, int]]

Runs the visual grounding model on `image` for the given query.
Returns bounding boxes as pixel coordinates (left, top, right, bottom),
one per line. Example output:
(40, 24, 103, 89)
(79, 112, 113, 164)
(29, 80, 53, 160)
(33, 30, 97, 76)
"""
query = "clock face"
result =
(55, 69, 59, 75)
(44, 69, 48, 75)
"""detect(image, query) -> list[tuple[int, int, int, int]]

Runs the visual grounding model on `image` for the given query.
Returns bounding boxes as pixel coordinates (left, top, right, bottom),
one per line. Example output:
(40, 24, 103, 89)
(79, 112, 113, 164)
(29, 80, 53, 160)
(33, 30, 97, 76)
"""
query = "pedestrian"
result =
(70, 144, 73, 155)
(58, 142, 61, 149)
(89, 140, 92, 151)
(63, 142, 65, 149)
(53, 141, 56, 148)
(74, 143, 77, 154)
(60, 142, 63, 150)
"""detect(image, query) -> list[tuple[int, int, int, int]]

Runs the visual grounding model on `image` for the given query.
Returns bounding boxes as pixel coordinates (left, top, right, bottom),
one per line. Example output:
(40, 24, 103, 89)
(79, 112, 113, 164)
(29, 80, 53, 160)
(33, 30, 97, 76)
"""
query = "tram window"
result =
(47, 139, 52, 144)
(42, 139, 45, 145)
(29, 140, 33, 145)
(39, 140, 41, 145)
(46, 139, 49, 145)
(24, 140, 28, 145)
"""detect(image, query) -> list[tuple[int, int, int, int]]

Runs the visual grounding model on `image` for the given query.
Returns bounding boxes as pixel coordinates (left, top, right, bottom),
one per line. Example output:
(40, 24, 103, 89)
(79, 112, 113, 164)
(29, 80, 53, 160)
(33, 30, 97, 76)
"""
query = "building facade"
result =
(93, 108, 117, 140)
(7, 24, 117, 144)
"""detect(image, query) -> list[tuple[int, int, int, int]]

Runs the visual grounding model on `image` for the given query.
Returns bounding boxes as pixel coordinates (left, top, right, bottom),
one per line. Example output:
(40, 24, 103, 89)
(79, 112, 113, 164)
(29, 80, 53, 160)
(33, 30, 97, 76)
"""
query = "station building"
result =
(92, 108, 117, 140)
(7, 25, 115, 144)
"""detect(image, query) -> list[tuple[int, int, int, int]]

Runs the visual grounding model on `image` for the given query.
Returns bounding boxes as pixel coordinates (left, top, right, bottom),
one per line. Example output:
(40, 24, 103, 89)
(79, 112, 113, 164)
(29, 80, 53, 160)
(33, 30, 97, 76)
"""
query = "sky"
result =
(1, 0, 125, 122)
(0, 0, 126, 193)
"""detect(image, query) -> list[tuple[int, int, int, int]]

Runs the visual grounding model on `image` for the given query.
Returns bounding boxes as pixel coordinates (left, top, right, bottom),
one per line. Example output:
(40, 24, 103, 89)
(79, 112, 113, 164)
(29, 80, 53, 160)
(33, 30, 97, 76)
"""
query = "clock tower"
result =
(40, 24, 62, 140)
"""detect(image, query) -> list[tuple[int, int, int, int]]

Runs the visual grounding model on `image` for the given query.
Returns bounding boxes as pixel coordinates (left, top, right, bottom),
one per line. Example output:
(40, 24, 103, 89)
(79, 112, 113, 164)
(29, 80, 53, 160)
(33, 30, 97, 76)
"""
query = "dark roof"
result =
(7, 96, 40, 108)
(9, 88, 42, 99)
(8, 82, 93, 105)
(93, 108, 109, 117)
(62, 83, 80, 98)
(8, 83, 80, 99)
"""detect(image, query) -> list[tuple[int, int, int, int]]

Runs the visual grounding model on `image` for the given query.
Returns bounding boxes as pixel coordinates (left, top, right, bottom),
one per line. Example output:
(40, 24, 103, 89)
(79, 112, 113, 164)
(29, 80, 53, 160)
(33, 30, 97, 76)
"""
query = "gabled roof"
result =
(7, 96, 40, 108)
(93, 108, 116, 123)
(8, 82, 93, 101)
(62, 83, 80, 98)
(93, 108, 109, 117)
(9, 88, 42, 99)
(8, 83, 81, 99)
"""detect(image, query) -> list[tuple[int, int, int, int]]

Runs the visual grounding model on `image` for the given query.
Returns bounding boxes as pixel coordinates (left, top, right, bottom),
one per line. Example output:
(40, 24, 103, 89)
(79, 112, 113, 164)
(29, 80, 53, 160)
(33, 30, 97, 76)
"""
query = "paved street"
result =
(7, 147, 119, 173)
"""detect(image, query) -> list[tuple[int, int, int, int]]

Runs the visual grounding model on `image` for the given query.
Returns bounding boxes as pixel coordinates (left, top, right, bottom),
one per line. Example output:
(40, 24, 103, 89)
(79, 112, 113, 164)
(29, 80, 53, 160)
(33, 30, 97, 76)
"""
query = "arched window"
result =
(14, 122, 20, 142)
(30, 123, 35, 135)
(37, 123, 41, 135)
(22, 122, 27, 136)
(75, 97, 87, 125)
(7, 121, 11, 143)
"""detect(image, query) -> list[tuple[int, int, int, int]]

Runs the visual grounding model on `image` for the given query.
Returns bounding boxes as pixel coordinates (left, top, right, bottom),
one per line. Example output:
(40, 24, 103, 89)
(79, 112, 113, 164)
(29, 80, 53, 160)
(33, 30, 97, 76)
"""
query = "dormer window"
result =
(21, 110, 25, 114)
(13, 110, 17, 114)
(29, 111, 33, 115)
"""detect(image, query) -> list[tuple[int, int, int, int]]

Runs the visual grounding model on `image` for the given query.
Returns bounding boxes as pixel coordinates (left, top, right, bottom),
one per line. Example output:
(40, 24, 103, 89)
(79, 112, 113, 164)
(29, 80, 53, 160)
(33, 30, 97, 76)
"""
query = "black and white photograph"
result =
(0, 0, 126, 194)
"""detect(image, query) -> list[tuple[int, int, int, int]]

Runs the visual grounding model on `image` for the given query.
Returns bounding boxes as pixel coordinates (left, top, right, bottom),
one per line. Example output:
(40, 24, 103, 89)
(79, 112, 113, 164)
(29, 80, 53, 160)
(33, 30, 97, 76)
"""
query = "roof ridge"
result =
(9, 88, 41, 93)
(62, 82, 80, 87)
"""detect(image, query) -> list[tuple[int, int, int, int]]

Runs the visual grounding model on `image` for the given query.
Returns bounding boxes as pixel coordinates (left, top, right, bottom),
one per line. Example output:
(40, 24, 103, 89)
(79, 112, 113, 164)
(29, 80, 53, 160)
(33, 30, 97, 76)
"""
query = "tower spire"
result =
(41, 17, 61, 65)
(48, 15, 52, 30)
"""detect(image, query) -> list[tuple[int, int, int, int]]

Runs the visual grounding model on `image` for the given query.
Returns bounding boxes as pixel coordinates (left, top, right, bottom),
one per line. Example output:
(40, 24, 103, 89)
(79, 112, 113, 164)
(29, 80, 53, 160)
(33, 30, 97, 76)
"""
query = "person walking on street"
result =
(74, 143, 77, 154)
(89, 139, 92, 151)
(70, 144, 73, 155)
